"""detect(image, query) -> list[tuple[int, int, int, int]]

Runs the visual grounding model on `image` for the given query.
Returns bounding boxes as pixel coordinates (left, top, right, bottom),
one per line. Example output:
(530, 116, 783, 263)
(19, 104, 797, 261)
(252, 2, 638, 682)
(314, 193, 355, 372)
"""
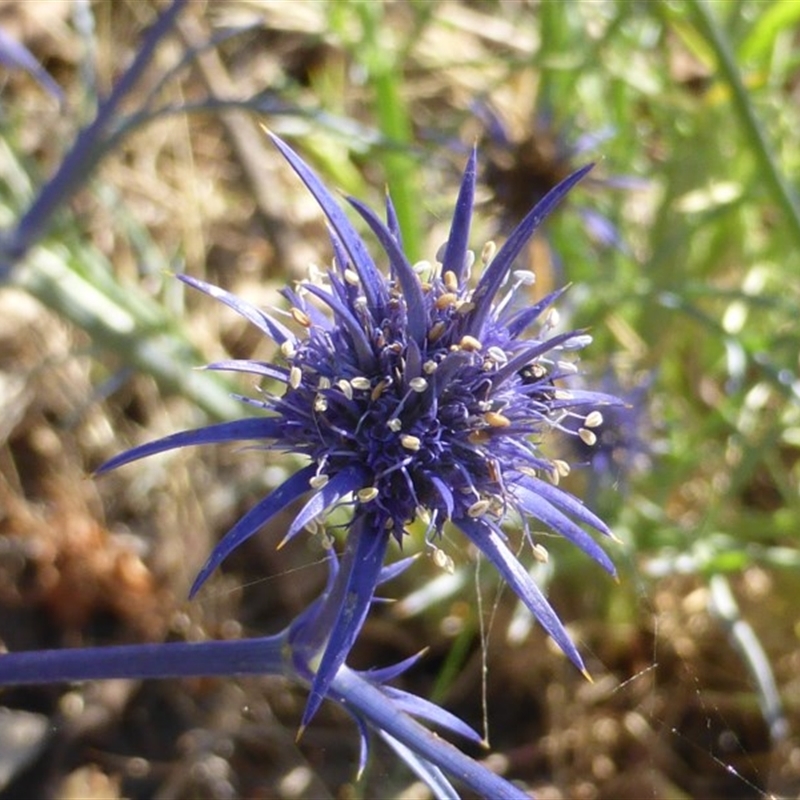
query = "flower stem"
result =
(3, 0, 188, 264)
(0, 635, 286, 687)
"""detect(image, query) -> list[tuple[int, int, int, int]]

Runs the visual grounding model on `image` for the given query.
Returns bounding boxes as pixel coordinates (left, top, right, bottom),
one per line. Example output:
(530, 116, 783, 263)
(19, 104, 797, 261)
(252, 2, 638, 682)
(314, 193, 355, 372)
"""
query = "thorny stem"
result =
(0, 631, 532, 798)
(0, 635, 286, 686)
(2, 0, 188, 265)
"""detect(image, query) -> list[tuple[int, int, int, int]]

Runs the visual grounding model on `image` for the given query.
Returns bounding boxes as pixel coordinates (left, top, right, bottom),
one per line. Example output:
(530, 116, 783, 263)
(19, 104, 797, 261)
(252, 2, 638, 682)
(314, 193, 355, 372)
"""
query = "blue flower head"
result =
(98, 133, 620, 726)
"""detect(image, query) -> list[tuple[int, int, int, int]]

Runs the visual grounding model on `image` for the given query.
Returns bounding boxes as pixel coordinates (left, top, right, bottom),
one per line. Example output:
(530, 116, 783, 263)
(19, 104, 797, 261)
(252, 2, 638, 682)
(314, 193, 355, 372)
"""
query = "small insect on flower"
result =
(96, 133, 622, 724)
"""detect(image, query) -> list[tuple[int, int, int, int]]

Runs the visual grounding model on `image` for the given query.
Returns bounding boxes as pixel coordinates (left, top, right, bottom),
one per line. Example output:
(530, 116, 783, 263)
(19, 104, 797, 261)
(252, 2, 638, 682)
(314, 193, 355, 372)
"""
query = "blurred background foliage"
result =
(0, 1, 798, 798)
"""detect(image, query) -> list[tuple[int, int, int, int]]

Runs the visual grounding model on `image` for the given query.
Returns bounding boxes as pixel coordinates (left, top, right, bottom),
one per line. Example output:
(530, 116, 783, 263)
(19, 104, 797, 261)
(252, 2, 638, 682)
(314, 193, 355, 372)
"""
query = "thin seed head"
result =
(484, 411, 510, 428)
(337, 379, 353, 399)
(459, 335, 482, 352)
(584, 410, 604, 428)
(486, 346, 508, 364)
(467, 499, 491, 518)
(532, 543, 549, 563)
(309, 474, 329, 489)
(291, 307, 312, 327)
(432, 547, 455, 574)
(371, 379, 390, 401)
(545, 308, 560, 328)
(513, 269, 536, 286)
(428, 321, 446, 342)
(481, 240, 497, 265)
(435, 292, 458, 310)
(553, 459, 571, 477)
(400, 434, 421, 451)
(357, 487, 379, 503)
(463, 249, 475, 278)
(350, 376, 371, 391)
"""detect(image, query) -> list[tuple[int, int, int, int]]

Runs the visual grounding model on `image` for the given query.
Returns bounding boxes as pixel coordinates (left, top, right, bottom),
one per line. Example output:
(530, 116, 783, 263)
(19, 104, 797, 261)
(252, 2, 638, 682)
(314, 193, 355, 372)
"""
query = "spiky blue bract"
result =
(0, 552, 506, 799)
(98, 133, 621, 722)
